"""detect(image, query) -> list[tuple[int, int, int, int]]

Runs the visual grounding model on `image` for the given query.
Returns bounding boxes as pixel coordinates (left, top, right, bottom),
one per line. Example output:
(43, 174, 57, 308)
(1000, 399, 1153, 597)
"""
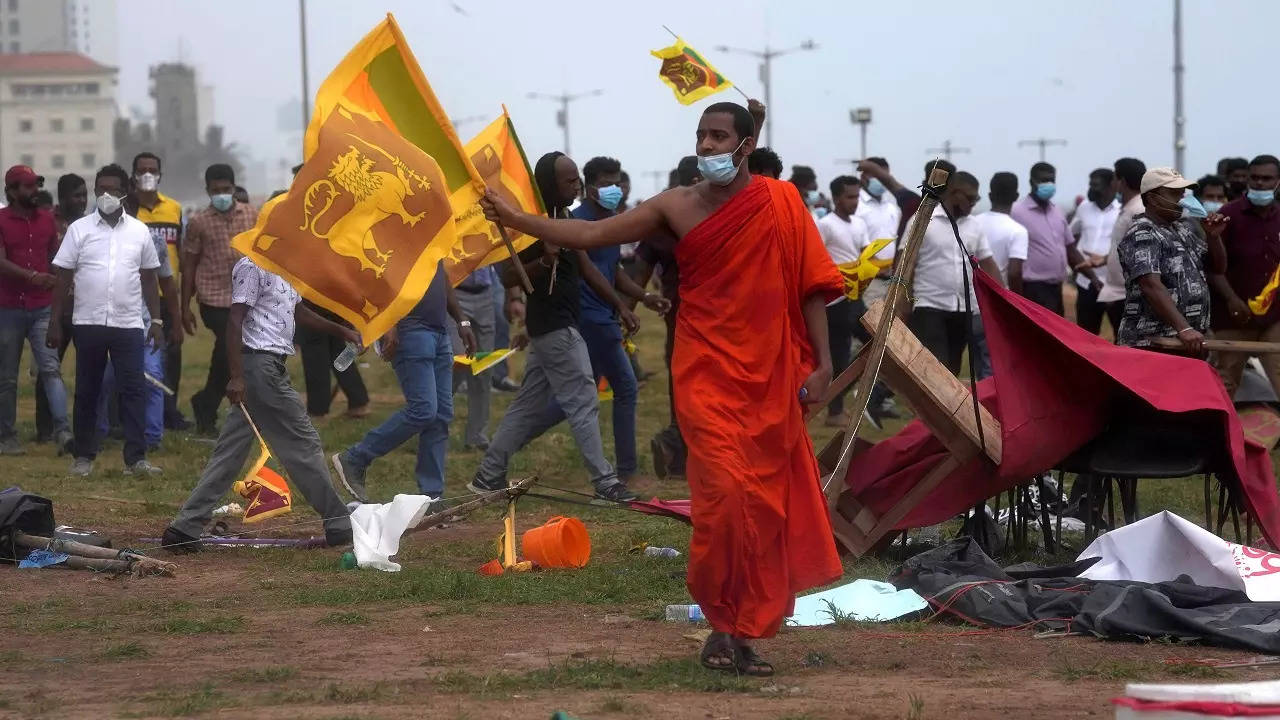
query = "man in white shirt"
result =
(1070, 168, 1121, 335)
(909, 171, 1003, 375)
(856, 157, 903, 306)
(1095, 158, 1147, 334)
(164, 257, 359, 552)
(48, 164, 164, 478)
(816, 175, 871, 426)
(974, 172, 1030, 288)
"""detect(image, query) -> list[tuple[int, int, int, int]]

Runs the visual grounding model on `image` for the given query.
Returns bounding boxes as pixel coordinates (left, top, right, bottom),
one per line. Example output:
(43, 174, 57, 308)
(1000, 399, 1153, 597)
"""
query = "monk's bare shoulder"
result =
(652, 184, 714, 239)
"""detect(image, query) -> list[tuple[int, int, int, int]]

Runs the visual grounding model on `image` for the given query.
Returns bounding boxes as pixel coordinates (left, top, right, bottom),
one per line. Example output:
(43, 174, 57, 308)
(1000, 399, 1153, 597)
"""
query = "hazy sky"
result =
(119, 0, 1275, 201)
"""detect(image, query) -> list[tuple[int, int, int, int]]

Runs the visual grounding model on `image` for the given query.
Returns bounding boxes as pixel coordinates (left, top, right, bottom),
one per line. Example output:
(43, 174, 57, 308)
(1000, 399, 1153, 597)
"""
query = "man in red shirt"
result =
(0, 165, 71, 455)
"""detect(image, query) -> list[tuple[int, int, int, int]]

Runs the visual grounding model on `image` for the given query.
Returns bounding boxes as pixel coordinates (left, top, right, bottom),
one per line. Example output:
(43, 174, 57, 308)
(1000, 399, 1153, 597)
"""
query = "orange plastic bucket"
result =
(522, 516, 591, 568)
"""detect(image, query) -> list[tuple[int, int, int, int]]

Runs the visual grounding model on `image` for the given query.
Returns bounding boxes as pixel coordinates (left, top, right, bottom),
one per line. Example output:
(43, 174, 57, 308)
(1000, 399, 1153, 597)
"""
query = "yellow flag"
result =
(445, 108, 544, 286)
(651, 35, 734, 105)
(231, 408, 292, 524)
(835, 238, 894, 300)
(453, 348, 518, 375)
(1251, 264, 1280, 316)
(232, 14, 485, 343)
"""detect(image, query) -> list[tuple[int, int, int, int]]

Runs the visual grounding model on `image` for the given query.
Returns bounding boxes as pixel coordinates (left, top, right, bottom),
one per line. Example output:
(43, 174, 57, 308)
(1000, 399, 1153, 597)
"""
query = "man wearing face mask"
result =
(1210, 155, 1280, 397)
(468, 151, 639, 504)
(1116, 168, 1227, 352)
(479, 100, 846, 677)
(1218, 157, 1249, 202)
(126, 152, 187, 431)
(1069, 168, 1120, 336)
(182, 164, 256, 436)
(789, 165, 829, 220)
(0, 165, 72, 456)
(1195, 175, 1229, 216)
(1010, 162, 1099, 315)
(48, 164, 165, 477)
(854, 157, 903, 310)
(569, 156, 668, 483)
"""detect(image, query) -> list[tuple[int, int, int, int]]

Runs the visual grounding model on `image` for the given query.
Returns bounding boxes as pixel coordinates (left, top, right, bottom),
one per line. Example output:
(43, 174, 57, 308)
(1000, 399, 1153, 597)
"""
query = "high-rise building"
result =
(0, 52, 117, 181)
(0, 0, 117, 66)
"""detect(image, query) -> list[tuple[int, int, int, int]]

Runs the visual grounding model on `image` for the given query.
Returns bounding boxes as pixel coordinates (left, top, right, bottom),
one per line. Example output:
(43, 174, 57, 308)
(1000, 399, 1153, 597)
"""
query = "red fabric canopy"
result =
(843, 269, 1280, 548)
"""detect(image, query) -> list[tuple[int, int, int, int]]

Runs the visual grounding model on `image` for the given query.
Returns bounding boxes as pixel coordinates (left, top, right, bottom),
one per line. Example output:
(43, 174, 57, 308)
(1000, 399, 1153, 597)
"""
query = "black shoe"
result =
(467, 474, 507, 495)
(594, 482, 638, 503)
(160, 526, 202, 554)
(325, 527, 353, 548)
(463, 441, 490, 452)
(874, 398, 902, 420)
(862, 407, 884, 431)
(166, 416, 192, 431)
(651, 436, 669, 479)
(491, 377, 520, 393)
(331, 451, 368, 503)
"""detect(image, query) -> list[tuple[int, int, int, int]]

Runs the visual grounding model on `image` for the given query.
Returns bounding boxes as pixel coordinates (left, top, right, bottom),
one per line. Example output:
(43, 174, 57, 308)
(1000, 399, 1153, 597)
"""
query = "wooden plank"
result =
(1149, 337, 1280, 354)
(857, 453, 971, 555)
(804, 346, 870, 423)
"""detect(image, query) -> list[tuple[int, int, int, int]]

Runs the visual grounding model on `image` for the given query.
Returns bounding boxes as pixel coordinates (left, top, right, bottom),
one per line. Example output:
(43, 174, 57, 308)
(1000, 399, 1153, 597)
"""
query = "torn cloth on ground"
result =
(785, 579, 927, 626)
(349, 495, 433, 572)
(18, 549, 69, 568)
(843, 269, 1280, 549)
(1079, 511, 1280, 602)
(893, 538, 1280, 654)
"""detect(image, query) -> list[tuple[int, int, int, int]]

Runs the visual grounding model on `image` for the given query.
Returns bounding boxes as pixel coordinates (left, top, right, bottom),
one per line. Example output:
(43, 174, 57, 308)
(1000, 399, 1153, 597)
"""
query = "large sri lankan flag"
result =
(651, 35, 734, 105)
(232, 14, 484, 342)
(444, 107, 544, 286)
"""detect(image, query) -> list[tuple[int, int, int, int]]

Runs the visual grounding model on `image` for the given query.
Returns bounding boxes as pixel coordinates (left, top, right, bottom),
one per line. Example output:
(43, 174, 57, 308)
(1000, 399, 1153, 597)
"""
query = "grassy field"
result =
(0, 309, 1274, 719)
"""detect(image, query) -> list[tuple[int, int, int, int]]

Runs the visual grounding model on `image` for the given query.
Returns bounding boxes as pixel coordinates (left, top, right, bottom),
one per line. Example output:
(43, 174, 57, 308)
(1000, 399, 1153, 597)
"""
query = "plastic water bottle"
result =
(665, 604, 704, 622)
(644, 546, 681, 558)
(333, 342, 359, 372)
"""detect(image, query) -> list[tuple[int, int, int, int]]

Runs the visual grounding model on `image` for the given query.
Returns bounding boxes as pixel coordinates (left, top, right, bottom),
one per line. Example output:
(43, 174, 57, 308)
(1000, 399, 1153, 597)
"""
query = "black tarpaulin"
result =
(0, 486, 54, 564)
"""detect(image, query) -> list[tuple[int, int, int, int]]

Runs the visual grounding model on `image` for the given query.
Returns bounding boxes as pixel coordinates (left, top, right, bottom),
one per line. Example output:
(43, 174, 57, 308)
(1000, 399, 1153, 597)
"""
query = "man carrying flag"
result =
(162, 257, 359, 553)
(480, 101, 843, 676)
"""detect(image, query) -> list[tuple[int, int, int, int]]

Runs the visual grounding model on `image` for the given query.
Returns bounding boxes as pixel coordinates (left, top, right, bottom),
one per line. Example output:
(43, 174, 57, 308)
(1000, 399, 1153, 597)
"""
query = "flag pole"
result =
(664, 25, 753, 103)
(493, 221, 534, 294)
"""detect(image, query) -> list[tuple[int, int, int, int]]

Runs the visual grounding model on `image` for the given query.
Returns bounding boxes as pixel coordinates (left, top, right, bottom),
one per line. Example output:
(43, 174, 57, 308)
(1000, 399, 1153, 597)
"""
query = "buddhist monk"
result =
(480, 101, 843, 676)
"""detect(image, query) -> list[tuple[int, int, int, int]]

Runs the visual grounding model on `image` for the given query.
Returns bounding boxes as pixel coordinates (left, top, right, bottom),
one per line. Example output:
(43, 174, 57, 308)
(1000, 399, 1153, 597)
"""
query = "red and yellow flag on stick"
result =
(445, 107, 544, 286)
(232, 14, 504, 342)
(1251, 264, 1280, 316)
(651, 29, 743, 105)
(231, 405, 292, 524)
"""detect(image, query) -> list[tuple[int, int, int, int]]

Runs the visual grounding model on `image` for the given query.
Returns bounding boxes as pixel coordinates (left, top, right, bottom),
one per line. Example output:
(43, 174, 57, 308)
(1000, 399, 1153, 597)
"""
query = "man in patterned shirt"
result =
(163, 257, 358, 552)
(1116, 167, 1227, 352)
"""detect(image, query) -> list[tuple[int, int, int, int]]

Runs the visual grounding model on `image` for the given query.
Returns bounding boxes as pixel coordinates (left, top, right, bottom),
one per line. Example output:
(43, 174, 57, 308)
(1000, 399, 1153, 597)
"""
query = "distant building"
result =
(0, 0, 118, 66)
(150, 63, 198, 155)
(0, 51, 117, 181)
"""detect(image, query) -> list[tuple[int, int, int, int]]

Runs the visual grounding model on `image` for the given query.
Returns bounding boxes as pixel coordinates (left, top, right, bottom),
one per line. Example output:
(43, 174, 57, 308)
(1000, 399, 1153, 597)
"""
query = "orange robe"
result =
(673, 175, 845, 638)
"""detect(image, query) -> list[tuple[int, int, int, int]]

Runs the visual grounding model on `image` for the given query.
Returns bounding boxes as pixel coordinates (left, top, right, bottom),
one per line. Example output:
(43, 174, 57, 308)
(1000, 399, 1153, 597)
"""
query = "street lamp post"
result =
(924, 140, 971, 163)
(714, 40, 817, 148)
(1173, 0, 1186, 173)
(298, 0, 309, 133)
(1017, 137, 1069, 163)
(527, 90, 604, 157)
(850, 107, 872, 159)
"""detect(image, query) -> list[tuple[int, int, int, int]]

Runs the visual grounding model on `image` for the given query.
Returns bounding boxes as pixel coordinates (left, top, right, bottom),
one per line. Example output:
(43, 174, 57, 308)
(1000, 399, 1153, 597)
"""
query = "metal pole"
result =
(562, 97, 571, 157)
(859, 122, 867, 159)
(1173, 0, 1185, 173)
(299, 0, 310, 133)
(762, 53, 773, 147)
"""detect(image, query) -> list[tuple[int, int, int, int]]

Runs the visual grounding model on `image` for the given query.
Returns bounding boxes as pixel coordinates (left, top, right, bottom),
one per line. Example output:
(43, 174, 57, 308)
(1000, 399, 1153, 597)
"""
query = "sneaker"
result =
(651, 436, 669, 480)
(862, 407, 884, 431)
(467, 474, 507, 495)
(492, 376, 520, 393)
(873, 397, 902, 420)
(55, 431, 73, 457)
(324, 527, 353, 548)
(331, 451, 368, 503)
(594, 482, 638, 503)
(161, 525, 202, 554)
(124, 460, 163, 477)
(68, 457, 93, 477)
(0, 437, 24, 456)
(825, 412, 851, 428)
(344, 404, 371, 419)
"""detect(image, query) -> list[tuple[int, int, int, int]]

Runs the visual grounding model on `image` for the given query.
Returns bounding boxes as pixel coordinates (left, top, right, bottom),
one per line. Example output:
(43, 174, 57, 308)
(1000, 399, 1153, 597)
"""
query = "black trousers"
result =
(160, 302, 185, 427)
(1022, 280, 1065, 316)
(1075, 283, 1106, 335)
(826, 299, 864, 416)
(297, 302, 368, 416)
(191, 304, 230, 428)
(71, 325, 146, 465)
(655, 301, 686, 473)
(909, 307, 972, 376)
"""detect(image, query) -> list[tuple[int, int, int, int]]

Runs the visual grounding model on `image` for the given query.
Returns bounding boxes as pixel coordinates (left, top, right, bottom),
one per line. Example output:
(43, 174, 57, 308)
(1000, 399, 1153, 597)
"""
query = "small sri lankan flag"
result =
(651, 35, 733, 105)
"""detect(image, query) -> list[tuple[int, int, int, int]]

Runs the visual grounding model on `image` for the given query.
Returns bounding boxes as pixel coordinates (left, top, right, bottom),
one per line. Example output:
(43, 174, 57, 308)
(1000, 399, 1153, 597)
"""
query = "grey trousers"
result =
(172, 352, 351, 539)
(450, 287, 496, 447)
(476, 326, 617, 488)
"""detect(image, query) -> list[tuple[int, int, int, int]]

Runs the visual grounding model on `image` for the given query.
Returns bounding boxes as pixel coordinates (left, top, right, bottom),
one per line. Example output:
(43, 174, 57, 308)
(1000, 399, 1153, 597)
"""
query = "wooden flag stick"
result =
(821, 165, 951, 509)
(1149, 337, 1280, 354)
(493, 220, 534, 294)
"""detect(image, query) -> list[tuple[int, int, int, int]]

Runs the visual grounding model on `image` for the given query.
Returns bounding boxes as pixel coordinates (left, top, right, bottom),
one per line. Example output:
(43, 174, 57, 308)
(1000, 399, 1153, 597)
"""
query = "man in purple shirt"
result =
(1010, 162, 1099, 315)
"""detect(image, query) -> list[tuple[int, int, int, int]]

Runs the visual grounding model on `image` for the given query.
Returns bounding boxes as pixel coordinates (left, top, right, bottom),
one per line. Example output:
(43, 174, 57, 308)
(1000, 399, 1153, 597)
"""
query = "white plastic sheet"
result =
(348, 494, 433, 572)
(785, 579, 928, 626)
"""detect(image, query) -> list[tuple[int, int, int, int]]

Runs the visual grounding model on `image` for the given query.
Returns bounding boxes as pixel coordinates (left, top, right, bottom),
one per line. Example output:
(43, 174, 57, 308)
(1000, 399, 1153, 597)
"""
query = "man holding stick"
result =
(479, 100, 843, 676)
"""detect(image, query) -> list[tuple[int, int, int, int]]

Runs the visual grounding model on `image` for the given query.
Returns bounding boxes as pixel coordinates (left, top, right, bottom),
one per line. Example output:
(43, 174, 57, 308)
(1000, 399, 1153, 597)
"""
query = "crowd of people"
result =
(1, 98, 1277, 674)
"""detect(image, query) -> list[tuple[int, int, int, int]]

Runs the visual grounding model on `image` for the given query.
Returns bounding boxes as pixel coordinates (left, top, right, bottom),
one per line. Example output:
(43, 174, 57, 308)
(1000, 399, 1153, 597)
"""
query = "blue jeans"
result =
(97, 341, 164, 447)
(347, 326, 453, 496)
(0, 306, 68, 441)
(71, 325, 147, 464)
(578, 321, 638, 478)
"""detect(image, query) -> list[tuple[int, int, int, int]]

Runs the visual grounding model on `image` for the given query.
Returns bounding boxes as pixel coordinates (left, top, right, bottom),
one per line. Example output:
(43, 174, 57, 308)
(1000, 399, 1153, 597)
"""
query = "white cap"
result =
(1140, 167, 1197, 194)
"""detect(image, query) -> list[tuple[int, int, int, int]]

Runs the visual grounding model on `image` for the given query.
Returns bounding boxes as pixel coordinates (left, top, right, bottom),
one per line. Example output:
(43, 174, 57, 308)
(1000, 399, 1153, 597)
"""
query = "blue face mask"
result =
(1179, 193, 1208, 220)
(210, 193, 234, 212)
(696, 138, 746, 186)
(595, 184, 623, 211)
(813, 206, 829, 219)
(866, 177, 886, 198)
(1248, 187, 1277, 207)
(1115, 192, 1123, 204)
(1203, 200, 1224, 214)
(1033, 182, 1056, 202)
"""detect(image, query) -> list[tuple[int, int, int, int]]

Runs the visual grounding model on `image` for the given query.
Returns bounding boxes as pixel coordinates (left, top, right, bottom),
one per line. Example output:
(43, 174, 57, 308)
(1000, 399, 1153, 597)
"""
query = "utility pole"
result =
(714, 39, 818, 148)
(850, 107, 872, 159)
(1017, 137, 1069, 162)
(298, 0, 310, 133)
(924, 140, 971, 162)
(1173, 0, 1186, 173)
(527, 90, 604, 157)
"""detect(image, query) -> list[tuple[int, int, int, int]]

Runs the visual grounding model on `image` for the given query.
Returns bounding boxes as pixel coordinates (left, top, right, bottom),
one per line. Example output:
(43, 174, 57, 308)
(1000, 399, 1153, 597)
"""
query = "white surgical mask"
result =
(96, 192, 121, 215)
(696, 138, 747, 186)
(136, 172, 159, 192)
